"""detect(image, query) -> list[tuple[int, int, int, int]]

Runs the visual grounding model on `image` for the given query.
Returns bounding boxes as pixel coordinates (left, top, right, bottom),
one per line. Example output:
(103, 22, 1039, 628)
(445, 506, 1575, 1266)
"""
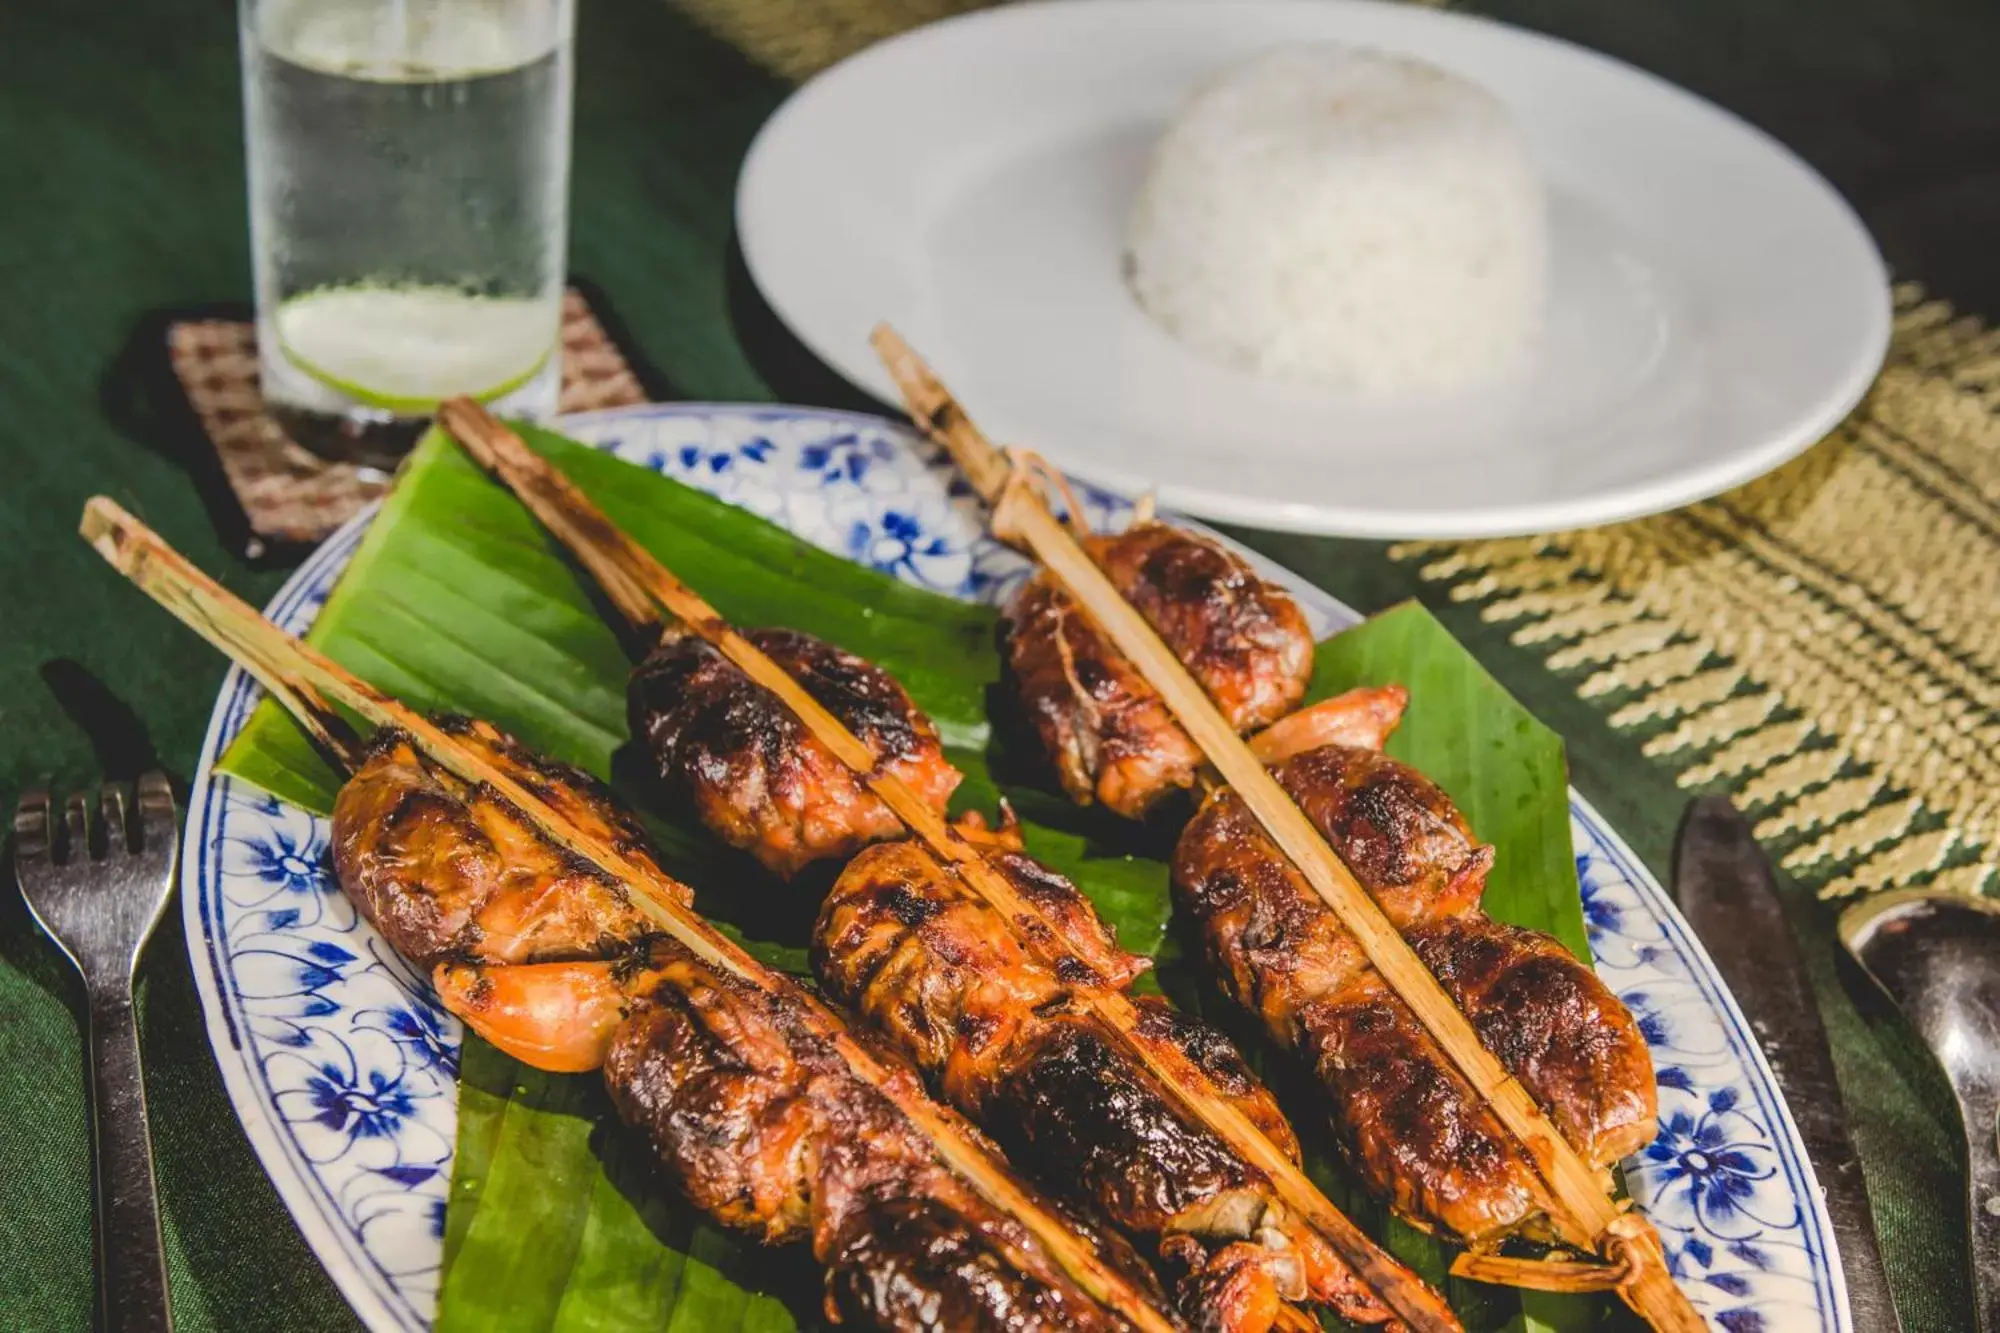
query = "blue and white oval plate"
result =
(183, 404, 1848, 1332)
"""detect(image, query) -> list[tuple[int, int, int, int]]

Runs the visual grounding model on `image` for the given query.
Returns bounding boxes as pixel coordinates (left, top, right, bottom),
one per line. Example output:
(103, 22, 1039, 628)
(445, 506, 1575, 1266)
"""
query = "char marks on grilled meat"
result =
(984, 846, 1153, 992)
(1411, 914, 1657, 1166)
(628, 626, 961, 877)
(816, 841, 1398, 1332)
(1090, 524, 1313, 732)
(1002, 524, 1313, 819)
(1173, 742, 1657, 1244)
(607, 944, 1162, 1332)
(1174, 785, 1553, 1244)
(1003, 570, 1203, 820)
(825, 1194, 1155, 1333)
(331, 717, 676, 971)
(329, 720, 1170, 1332)
(1266, 745, 1656, 1165)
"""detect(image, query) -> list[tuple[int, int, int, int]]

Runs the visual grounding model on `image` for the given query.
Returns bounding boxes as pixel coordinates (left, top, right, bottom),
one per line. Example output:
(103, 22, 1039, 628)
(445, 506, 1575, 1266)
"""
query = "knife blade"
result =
(1673, 795, 1900, 1332)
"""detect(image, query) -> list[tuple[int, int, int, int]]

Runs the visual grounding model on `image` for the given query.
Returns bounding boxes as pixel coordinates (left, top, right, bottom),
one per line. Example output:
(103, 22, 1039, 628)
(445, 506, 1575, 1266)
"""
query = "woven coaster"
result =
(167, 288, 649, 553)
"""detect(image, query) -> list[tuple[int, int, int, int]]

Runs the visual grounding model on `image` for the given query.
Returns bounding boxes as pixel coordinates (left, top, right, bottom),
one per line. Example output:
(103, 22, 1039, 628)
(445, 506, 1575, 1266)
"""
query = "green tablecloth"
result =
(2, 0, 1993, 1328)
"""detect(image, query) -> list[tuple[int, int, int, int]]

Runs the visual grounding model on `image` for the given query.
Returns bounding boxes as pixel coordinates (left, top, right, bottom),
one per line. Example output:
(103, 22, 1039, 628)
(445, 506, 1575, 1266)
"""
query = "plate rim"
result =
(180, 399, 1847, 1330)
(179, 516, 420, 1333)
(735, 0, 1892, 539)
(1568, 787, 1849, 1326)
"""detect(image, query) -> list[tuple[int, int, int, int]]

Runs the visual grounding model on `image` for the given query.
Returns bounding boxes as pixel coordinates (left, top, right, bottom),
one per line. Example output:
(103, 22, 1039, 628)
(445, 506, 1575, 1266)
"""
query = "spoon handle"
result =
(1967, 1094, 2000, 1333)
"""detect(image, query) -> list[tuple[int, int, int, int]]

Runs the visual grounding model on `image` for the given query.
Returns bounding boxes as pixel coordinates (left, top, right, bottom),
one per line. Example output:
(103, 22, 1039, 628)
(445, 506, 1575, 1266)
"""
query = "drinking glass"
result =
(240, 0, 575, 467)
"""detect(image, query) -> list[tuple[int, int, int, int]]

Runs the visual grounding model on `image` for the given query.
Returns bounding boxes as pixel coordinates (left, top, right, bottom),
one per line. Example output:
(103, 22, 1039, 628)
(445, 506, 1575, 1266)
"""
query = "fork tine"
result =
(13, 788, 51, 865)
(136, 772, 176, 855)
(63, 791, 91, 864)
(101, 783, 132, 854)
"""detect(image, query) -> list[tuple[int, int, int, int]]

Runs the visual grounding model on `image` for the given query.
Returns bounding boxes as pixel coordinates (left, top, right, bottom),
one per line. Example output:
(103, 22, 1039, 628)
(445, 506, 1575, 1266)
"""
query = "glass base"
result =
(260, 350, 562, 473)
(267, 405, 432, 474)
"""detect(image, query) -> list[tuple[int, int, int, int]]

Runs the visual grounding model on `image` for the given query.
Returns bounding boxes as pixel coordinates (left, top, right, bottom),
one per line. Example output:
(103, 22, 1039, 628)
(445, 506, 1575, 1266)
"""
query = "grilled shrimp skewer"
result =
(83, 500, 1183, 1333)
(870, 331, 1699, 1332)
(1173, 700, 1655, 1244)
(436, 401, 1459, 1333)
(875, 332, 1658, 1238)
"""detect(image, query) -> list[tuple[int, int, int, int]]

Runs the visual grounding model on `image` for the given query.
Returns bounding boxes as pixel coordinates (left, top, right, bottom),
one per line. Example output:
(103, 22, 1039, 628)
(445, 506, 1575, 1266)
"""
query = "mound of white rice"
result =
(1125, 44, 1546, 391)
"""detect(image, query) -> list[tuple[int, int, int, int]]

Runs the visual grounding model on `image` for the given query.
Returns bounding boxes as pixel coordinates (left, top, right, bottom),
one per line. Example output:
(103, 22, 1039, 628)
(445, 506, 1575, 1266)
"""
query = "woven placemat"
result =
(1394, 285, 2000, 902)
(667, 0, 995, 78)
(167, 288, 648, 553)
(663, 0, 1451, 78)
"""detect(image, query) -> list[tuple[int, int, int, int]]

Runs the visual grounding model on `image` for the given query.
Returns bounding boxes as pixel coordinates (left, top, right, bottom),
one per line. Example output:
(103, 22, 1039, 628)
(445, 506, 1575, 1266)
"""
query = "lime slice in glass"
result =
(274, 286, 556, 414)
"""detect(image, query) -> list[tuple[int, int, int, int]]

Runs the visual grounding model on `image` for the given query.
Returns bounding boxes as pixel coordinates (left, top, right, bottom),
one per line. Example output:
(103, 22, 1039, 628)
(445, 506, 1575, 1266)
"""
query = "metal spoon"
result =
(1840, 889, 2000, 1333)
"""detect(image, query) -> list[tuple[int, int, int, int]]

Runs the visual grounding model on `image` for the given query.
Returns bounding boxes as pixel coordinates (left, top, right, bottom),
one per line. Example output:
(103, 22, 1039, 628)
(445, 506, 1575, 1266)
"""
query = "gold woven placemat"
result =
(666, 0, 1451, 78)
(1394, 286, 1999, 900)
(168, 288, 647, 553)
(668, 0, 994, 78)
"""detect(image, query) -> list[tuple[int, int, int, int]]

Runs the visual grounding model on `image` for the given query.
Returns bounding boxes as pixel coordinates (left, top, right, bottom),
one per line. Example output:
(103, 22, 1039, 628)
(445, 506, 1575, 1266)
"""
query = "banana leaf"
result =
(217, 424, 1621, 1331)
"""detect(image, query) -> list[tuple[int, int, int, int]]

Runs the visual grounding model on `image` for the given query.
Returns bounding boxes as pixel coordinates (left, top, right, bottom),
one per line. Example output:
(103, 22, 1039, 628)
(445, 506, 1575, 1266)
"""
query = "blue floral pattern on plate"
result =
(183, 404, 1844, 1332)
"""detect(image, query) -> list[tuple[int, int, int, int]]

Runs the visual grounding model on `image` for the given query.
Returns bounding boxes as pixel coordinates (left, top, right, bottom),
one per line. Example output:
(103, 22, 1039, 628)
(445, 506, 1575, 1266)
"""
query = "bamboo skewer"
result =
(869, 327, 1706, 1331)
(1448, 1253, 1626, 1293)
(78, 498, 1180, 1333)
(436, 400, 1461, 1333)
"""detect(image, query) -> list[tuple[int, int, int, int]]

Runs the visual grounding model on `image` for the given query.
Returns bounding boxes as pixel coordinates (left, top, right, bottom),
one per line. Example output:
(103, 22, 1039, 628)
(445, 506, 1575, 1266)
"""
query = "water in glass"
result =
(241, 0, 574, 467)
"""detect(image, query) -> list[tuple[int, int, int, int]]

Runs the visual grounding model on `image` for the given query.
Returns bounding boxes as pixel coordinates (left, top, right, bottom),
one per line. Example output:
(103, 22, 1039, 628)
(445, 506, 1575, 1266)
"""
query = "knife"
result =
(1673, 795, 1900, 1332)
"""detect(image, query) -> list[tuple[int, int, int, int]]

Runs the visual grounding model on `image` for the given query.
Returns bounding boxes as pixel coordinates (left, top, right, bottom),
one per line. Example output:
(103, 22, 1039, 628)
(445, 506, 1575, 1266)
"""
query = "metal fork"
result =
(14, 773, 178, 1333)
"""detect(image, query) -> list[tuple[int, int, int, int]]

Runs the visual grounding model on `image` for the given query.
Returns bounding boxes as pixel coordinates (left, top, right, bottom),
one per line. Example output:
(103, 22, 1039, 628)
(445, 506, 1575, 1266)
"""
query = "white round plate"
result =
(736, 0, 1890, 538)
(184, 404, 1847, 1330)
